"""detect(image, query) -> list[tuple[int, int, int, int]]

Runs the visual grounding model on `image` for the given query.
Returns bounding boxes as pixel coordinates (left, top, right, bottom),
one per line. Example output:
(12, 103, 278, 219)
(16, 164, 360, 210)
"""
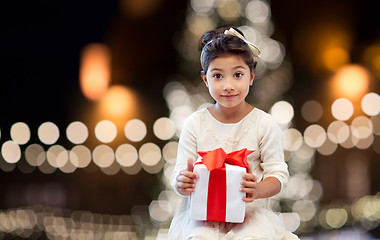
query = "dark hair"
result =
(199, 26, 257, 75)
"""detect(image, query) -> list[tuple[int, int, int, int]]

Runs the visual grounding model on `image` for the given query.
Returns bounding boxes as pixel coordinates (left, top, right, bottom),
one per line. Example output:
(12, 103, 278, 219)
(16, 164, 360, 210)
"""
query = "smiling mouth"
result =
(221, 94, 238, 98)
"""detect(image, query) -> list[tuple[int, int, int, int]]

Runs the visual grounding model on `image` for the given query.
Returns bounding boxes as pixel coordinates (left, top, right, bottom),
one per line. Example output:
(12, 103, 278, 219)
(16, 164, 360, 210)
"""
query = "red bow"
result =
(197, 148, 254, 171)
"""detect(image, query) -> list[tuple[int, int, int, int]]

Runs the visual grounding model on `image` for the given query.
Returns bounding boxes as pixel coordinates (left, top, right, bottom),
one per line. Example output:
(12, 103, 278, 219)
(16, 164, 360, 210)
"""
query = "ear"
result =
(249, 70, 255, 86)
(201, 74, 209, 87)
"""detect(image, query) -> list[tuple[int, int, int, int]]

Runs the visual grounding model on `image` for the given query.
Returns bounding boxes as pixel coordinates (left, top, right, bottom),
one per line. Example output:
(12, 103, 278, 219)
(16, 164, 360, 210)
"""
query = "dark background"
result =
(1, 0, 380, 236)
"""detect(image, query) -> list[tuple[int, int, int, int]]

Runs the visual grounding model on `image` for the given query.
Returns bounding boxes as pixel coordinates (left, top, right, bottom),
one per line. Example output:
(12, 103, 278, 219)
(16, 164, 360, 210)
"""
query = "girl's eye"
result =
(234, 72, 243, 78)
(213, 73, 223, 79)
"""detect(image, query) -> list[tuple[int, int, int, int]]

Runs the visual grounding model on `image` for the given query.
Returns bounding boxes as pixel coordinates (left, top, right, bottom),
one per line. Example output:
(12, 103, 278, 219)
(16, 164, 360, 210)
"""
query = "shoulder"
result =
(253, 108, 282, 133)
(184, 108, 209, 123)
(254, 108, 275, 124)
(181, 108, 209, 131)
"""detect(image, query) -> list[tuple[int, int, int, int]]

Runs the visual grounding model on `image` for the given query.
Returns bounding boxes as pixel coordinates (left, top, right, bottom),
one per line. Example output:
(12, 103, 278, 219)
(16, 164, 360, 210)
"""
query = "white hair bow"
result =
(224, 28, 261, 57)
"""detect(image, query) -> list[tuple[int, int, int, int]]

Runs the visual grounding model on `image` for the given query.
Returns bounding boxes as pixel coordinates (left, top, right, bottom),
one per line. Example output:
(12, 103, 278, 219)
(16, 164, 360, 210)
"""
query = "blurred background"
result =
(1, 0, 380, 239)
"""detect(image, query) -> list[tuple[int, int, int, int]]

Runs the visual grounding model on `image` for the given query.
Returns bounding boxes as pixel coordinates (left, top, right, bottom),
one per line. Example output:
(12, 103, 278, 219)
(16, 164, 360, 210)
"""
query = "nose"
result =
(223, 78, 234, 91)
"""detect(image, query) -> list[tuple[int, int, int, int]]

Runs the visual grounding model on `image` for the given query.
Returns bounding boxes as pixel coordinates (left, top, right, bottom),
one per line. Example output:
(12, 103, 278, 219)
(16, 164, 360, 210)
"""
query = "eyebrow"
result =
(210, 66, 246, 72)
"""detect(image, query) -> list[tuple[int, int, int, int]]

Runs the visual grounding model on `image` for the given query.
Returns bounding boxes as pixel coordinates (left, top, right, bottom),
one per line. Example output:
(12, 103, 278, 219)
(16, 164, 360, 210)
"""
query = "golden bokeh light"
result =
(100, 85, 136, 119)
(80, 43, 111, 101)
(363, 44, 380, 76)
(322, 47, 349, 71)
(330, 64, 371, 101)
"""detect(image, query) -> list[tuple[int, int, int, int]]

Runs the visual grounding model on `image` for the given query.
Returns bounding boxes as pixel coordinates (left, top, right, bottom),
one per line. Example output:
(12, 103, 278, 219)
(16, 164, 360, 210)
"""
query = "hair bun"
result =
(198, 26, 245, 51)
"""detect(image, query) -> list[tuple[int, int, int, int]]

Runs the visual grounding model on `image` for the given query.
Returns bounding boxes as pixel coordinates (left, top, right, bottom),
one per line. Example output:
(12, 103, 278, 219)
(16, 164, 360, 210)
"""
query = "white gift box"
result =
(190, 162, 246, 223)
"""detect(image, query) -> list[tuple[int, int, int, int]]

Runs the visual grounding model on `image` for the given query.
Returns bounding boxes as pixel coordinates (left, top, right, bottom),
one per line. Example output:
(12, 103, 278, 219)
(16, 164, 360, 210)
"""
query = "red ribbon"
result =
(196, 148, 254, 222)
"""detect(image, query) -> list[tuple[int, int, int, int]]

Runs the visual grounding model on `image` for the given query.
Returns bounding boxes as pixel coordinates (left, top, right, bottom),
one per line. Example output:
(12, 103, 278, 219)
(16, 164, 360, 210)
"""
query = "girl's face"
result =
(202, 54, 254, 110)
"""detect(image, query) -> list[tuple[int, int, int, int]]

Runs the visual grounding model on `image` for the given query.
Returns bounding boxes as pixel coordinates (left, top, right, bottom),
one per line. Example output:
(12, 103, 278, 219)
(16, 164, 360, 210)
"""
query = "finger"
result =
(177, 181, 195, 189)
(247, 161, 252, 174)
(187, 157, 194, 172)
(242, 173, 256, 182)
(178, 174, 196, 184)
(241, 179, 256, 188)
(242, 196, 254, 203)
(179, 170, 198, 181)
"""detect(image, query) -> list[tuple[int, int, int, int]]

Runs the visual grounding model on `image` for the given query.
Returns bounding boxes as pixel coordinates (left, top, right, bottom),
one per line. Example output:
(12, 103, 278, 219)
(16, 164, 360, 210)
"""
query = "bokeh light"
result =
(304, 124, 326, 148)
(331, 98, 354, 121)
(283, 128, 303, 152)
(325, 208, 348, 229)
(139, 143, 161, 167)
(259, 38, 285, 69)
(162, 141, 178, 164)
(10, 122, 30, 145)
(80, 43, 111, 101)
(25, 144, 45, 167)
(100, 160, 120, 176)
(149, 200, 172, 224)
(95, 120, 117, 143)
(69, 145, 92, 168)
(1, 140, 21, 164)
(245, 0, 270, 24)
(301, 100, 323, 123)
(100, 85, 136, 119)
(322, 47, 349, 71)
(327, 121, 350, 144)
(124, 119, 147, 142)
(270, 100, 294, 125)
(115, 144, 138, 167)
(153, 117, 176, 140)
(330, 64, 370, 101)
(46, 145, 68, 168)
(361, 92, 380, 116)
(292, 200, 316, 222)
(92, 145, 115, 168)
(38, 122, 60, 145)
(350, 116, 373, 139)
(371, 114, 380, 135)
(317, 137, 338, 156)
(66, 121, 88, 144)
(190, 0, 215, 14)
(217, 0, 241, 22)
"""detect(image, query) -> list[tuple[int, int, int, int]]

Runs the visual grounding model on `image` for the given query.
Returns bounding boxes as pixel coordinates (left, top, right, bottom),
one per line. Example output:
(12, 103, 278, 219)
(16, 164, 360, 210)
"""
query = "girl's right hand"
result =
(175, 157, 199, 195)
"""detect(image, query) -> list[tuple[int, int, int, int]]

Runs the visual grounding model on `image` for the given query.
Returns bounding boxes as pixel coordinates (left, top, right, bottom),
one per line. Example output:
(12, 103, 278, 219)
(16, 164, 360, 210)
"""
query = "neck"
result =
(210, 102, 253, 123)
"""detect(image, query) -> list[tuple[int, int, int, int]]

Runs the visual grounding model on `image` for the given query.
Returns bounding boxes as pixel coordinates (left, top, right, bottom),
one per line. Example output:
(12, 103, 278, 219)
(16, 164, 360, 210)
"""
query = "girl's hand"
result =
(240, 161, 259, 202)
(176, 157, 199, 196)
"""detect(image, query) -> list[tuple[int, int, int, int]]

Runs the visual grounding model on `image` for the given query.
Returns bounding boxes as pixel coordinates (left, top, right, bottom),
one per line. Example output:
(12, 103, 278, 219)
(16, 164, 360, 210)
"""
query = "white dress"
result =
(168, 108, 300, 240)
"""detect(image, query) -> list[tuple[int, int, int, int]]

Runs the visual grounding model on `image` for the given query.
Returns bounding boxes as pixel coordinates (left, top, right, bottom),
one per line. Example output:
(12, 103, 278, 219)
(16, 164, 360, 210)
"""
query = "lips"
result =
(221, 94, 238, 99)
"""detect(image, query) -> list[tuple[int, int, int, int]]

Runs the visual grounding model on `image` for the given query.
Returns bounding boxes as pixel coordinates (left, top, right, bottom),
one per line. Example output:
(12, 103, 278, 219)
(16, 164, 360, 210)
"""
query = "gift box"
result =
(190, 148, 254, 223)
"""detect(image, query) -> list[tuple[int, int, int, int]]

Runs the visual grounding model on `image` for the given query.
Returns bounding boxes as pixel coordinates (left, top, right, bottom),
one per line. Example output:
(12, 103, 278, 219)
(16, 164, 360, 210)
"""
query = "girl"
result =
(169, 26, 299, 240)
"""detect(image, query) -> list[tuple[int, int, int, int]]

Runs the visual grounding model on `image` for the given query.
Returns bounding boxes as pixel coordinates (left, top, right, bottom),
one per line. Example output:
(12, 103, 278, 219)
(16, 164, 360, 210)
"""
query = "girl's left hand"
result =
(240, 161, 259, 202)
